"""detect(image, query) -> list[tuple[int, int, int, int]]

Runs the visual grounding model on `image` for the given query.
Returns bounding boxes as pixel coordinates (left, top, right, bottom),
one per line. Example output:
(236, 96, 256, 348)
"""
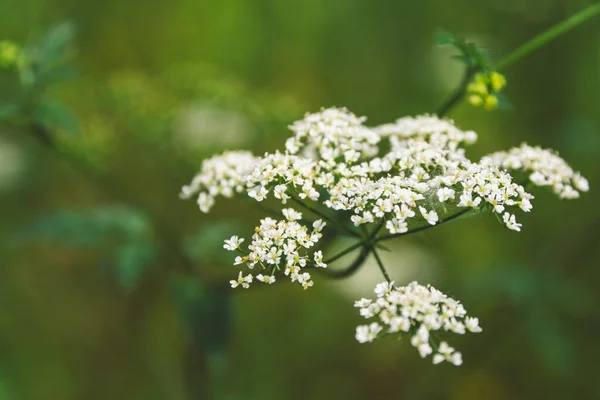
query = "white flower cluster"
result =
(355, 281, 482, 366)
(286, 107, 380, 163)
(323, 113, 534, 232)
(480, 143, 589, 199)
(224, 208, 326, 290)
(182, 107, 588, 288)
(375, 114, 478, 153)
(180, 150, 259, 212)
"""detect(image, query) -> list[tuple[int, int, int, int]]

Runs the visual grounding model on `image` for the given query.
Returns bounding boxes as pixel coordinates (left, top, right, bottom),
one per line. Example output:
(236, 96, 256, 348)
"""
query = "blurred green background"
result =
(1, 0, 599, 399)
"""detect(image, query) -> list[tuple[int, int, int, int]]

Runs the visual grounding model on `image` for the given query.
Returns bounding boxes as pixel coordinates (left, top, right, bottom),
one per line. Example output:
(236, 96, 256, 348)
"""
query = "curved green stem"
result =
(323, 240, 365, 264)
(496, 3, 600, 71)
(436, 67, 476, 117)
(319, 246, 371, 279)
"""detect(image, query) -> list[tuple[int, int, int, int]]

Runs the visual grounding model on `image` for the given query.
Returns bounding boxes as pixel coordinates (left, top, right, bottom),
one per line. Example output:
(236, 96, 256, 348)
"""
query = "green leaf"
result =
(34, 98, 80, 136)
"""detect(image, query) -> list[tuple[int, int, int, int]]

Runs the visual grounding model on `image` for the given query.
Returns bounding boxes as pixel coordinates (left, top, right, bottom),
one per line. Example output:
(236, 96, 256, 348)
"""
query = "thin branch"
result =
(371, 247, 392, 283)
(322, 241, 365, 265)
(290, 196, 360, 238)
(376, 208, 471, 242)
(496, 3, 600, 71)
(435, 67, 476, 117)
(319, 245, 371, 279)
(435, 3, 600, 117)
(317, 218, 387, 278)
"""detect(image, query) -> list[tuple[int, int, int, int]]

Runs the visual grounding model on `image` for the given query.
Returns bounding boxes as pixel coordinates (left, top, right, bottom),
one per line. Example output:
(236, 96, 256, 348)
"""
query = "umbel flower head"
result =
(182, 107, 588, 365)
(355, 281, 482, 366)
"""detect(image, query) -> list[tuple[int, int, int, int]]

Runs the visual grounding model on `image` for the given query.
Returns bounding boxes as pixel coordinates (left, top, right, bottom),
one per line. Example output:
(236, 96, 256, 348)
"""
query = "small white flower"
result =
(374, 281, 393, 297)
(313, 250, 327, 268)
(223, 235, 244, 251)
(437, 187, 455, 202)
(230, 272, 253, 289)
(355, 281, 481, 365)
(417, 343, 433, 358)
(465, 317, 482, 333)
(355, 322, 383, 343)
(197, 193, 215, 213)
(312, 219, 326, 232)
(234, 256, 248, 265)
(256, 274, 276, 284)
(502, 212, 522, 232)
(419, 206, 438, 225)
(274, 184, 290, 203)
(354, 298, 372, 308)
(282, 208, 303, 221)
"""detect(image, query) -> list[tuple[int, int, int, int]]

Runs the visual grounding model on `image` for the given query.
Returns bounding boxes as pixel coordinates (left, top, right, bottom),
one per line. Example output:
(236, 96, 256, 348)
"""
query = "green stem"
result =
(496, 3, 600, 70)
(322, 241, 366, 264)
(290, 196, 360, 238)
(376, 208, 471, 242)
(319, 245, 371, 279)
(318, 218, 387, 278)
(371, 247, 392, 283)
(436, 3, 600, 116)
(436, 67, 476, 117)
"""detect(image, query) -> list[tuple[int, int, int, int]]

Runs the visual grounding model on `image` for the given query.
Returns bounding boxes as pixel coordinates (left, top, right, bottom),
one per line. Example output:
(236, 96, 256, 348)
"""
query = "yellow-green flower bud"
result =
(483, 95, 498, 110)
(468, 94, 483, 107)
(467, 81, 488, 96)
(0, 40, 19, 68)
(489, 72, 506, 91)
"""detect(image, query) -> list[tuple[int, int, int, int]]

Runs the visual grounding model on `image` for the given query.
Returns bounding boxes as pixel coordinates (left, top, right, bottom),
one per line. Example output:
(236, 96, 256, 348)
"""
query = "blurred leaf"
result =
(20, 206, 157, 290)
(435, 29, 459, 46)
(0, 373, 15, 400)
(0, 102, 20, 121)
(115, 241, 157, 291)
(184, 220, 246, 265)
(34, 98, 80, 136)
(495, 91, 513, 110)
(36, 65, 78, 87)
(436, 29, 492, 71)
(528, 308, 574, 376)
(172, 278, 231, 356)
(38, 22, 75, 68)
